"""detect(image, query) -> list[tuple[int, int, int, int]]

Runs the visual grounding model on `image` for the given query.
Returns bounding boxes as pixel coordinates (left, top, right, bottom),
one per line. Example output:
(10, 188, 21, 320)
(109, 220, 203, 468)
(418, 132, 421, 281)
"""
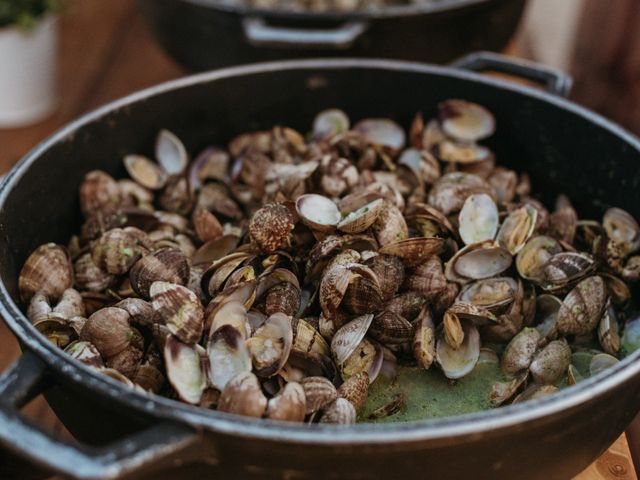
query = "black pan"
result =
(138, 0, 526, 70)
(0, 53, 638, 480)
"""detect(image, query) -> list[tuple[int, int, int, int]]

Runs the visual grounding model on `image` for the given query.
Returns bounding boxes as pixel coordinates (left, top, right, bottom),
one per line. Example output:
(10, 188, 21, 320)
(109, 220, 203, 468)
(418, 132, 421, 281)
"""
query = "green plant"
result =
(0, 0, 63, 30)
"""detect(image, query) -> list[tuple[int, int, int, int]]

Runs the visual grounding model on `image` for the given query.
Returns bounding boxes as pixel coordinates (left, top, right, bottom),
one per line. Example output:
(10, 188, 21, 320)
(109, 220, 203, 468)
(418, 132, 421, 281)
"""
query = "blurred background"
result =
(0, 0, 639, 478)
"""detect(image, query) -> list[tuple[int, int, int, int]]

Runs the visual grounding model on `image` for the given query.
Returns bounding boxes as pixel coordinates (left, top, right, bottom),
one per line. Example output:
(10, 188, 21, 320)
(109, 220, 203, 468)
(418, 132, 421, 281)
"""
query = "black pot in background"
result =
(0, 54, 639, 480)
(138, 0, 526, 70)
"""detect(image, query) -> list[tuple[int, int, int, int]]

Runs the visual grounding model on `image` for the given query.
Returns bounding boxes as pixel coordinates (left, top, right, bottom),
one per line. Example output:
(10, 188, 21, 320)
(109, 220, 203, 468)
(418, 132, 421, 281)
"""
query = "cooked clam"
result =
(438, 99, 495, 143)
(164, 335, 206, 404)
(19, 243, 73, 302)
(436, 318, 480, 379)
(458, 193, 499, 245)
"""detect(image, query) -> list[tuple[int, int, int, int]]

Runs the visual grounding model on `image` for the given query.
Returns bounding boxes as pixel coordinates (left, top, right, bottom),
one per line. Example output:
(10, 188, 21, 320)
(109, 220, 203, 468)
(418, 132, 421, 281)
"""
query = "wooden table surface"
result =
(0, 1, 637, 479)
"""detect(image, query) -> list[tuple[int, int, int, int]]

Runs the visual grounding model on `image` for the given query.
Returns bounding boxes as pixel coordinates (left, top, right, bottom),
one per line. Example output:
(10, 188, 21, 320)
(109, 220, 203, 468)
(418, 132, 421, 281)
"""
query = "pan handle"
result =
(242, 17, 368, 49)
(451, 51, 573, 97)
(0, 351, 201, 480)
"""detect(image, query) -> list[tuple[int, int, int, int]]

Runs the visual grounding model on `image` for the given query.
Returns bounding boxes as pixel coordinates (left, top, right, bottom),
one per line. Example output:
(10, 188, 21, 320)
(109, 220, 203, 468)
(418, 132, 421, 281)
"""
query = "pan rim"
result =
(1, 57, 640, 445)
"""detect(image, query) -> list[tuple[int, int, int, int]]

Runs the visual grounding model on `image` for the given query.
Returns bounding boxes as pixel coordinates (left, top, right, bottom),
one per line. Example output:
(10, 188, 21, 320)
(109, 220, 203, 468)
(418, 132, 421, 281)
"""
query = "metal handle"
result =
(0, 351, 200, 480)
(451, 51, 573, 97)
(242, 17, 368, 49)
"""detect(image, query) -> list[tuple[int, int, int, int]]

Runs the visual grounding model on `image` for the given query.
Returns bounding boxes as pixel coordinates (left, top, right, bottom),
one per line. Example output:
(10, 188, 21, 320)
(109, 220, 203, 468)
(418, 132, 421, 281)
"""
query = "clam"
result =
(80, 307, 132, 358)
(130, 248, 189, 299)
(207, 324, 252, 390)
(246, 312, 293, 377)
(341, 265, 383, 315)
(427, 172, 495, 216)
(188, 146, 229, 189)
(529, 339, 571, 384)
(354, 118, 406, 151)
(445, 241, 512, 282)
(150, 281, 204, 344)
(542, 252, 595, 289)
(79, 170, 123, 216)
(207, 300, 251, 340)
(124, 154, 168, 190)
(385, 291, 427, 321)
(338, 199, 384, 234)
(436, 318, 480, 379)
(33, 317, 77, 348)
(319, 264, 354, 319)
(397, 148, 441, 186)
(319, 398, 357, 425)
(405, 256, 446, 301)
(292, 318, 330, 356)
(340, 338, 383, 383)
(64, 341, 104, 368)
(158, 175, 194, 215)
(379, 237, 445, 267)
(534, 294, 562, 341)
(443, 309, 464, 349)
(156, 129, 188, 175)
(589, 353, 619, 376)
(249, 203, 295, 253)
(557, 275, 606, 335)
(19, 243, 73, 302)
(446, 302, 497, 326)
(516, 236, 562, 283)
(368, 310, 414, 345)
(622, 318, 640, 355)
(266, 382, 306, 422)
(337, 372, 369, 412)
(458, 193, 499, 245)
(372, 201, 408, 247)
(598, 301, 620, 356)
(192, 208, 224, 244)
(438, 99, 495, 142)
(496, 204, 537, 255)
(91, 228, 148, 275)
(490, 372, 527, 406)
(265, 282, 301, 317)
(218, 372, 267, 418)
(603, 207, 640, 256)
(413, 307, 436, 369)
(331, 314, 373, 365)
(313, 108, 350, 139)
(501, 328, 541, 376)
(437, 141, 491, 164)
(296, 194, 341, 233)
(163, 335, 206, 404)
(365, 254, 405, 302)
(74, 253, 115, 293)
(488, 167, 518, 204)
(513, 384, 559, 403)
(300, 376, 337, 414)
(457, 277, 518, 311)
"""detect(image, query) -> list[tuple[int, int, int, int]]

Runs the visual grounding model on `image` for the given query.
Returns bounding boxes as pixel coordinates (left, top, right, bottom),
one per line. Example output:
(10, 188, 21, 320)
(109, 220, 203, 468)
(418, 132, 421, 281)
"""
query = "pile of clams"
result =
(19, 100, 640, 424)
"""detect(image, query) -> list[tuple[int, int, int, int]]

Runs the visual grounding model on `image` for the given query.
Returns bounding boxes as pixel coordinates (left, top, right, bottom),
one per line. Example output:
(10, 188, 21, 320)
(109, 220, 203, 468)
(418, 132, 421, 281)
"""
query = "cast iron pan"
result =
(0, 53, 638, 480)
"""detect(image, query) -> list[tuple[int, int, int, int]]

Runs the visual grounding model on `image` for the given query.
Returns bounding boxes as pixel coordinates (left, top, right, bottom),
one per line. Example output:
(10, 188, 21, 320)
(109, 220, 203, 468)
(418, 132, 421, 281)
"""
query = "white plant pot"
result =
(0, 15, 58, 128)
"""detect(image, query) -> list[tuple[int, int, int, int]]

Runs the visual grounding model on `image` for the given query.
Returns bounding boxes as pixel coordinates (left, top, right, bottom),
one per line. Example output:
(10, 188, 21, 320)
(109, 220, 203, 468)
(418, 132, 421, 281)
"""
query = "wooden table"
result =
(0, 1, 637, 479)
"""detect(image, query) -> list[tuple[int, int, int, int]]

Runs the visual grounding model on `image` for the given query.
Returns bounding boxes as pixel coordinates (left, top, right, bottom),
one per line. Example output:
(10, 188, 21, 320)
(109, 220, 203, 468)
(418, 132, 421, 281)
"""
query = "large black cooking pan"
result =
(0, 53, 639, 480)
(137, 0, 526, 70)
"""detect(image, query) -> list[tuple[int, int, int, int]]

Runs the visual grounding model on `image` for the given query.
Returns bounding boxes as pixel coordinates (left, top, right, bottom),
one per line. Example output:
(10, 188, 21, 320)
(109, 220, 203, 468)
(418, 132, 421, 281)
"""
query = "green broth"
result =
(360, 363, 506, 423)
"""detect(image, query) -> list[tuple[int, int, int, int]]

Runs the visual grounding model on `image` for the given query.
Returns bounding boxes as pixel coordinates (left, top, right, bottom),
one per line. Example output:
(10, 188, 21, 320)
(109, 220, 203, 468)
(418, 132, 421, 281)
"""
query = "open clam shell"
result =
(457, 277, 518, 311)
(458, 193, 499, 245)
(438, 99, 495, 143)
(156, 129, 188, 175)
(207, 324, 252, 391)
(164, 335, 206, 405)
(534, 294, 562, 342)
(516, 235, 562, 283)
(497, 204, 537, 255)
(340, 337, 383, 384)
(413, 307, 436, 369)
(603, 207, 640, 256)
(296, 194, 341, 233)
(378, 237, 445, 267)
(124, 154, 168, 190)
(338, 198, 384, 234)
(445, 241, 512, 282)
(313, 108, 350, 139)
(207, 300, 251, 340)
(354, 118, 406, 151)
(246, 312, 293, 377)
(436, 318, 480, 379)
(331, 314, 374, 365)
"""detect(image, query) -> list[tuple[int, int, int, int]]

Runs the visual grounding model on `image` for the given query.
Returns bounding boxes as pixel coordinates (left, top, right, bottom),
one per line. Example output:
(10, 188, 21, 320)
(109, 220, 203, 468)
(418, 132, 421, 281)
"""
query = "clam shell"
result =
(530, 339, 571, 384)
(366, 254, 405, 302)
(603, 207, 640, 256)
(338, 199, 384, 234)
(207, 325, 252, 391)
(354, 118, 406, 150)
(378, 237, 444, 267)
(246, 312, 293, 377)
(156, 129, 188, 175)
(296, 194, 341, 233)
(337, 371, 369, 412)
(598, 302, 621, 356)
(622, 318, 640, 355)
(413, 307, 436, 369)
(319, 398, 356, 425)
(490, 372, 527, 406)
(74, 253, 115, 293)
(313, 109, 350, 138)
(446, 241, 512, 282)
(192, 208, 224, 243)
(438, 99, 495, 142)
(265, 282, 301, 317)
(163, 335, 206, 404)
(369, 310, 414, 345)
(341, 265, 383, 315)
(249, 203, 295, 253)
(557, 275, 606, 335)
(207, 300, 251, 340)
(543, 252, 595, 288)
(79, 170, 123, 216)
(501, 327, 541, 376)
(150, 281, 204, 345)
(80, 307, 132, 358)
(19, 243, 73, 303)
(340, 338, 383, 383)
(218, 371, 267, 418)
(91, 228, 146, 275)
(124, 154, 168, 190)
(589, 353, 619, 377)
(64, 340, 104, 368)
(300, 376, 337, 414)
(436, 318, 480, 379)
(292, 318, 330, 356)
(372, 201, 409, 247)
(266, 382, 306, 422)
(331, 314, 374, 365)
(443, 310, 464, 349)
(446, 302, 497, 326)
(497, 204, 538, 255)
(130, 248, 189, 299)
(516, 235, 562, 282)
(512, 384, 558, 404)
(427, 172, 495, 216)
(437, 140, 491, 164)
(457, 277, 518, 311)
(458, 193, 499, 245)
(534, 294, 561, 341)
(33, 317, 77, 348)
(188, 146, 229, 189)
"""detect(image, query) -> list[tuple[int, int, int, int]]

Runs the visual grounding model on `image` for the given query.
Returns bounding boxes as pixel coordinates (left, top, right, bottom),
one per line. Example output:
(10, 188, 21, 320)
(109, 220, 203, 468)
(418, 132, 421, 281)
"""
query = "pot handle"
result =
(451, 51, 573, 97)
(242, 17, 368, 49)
(0, 351, 200, 480)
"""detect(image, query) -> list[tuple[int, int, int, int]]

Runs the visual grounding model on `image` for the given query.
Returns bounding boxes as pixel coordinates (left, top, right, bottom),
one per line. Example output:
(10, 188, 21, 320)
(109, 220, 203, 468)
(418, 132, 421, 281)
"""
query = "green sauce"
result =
(359, 363, 506, 423)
